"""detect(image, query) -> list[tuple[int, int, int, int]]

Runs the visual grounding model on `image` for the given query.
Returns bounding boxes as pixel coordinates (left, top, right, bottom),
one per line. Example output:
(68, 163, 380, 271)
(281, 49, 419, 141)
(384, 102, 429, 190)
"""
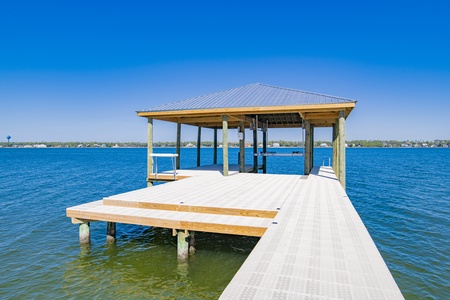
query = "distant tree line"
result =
(1, 140, 449, 148)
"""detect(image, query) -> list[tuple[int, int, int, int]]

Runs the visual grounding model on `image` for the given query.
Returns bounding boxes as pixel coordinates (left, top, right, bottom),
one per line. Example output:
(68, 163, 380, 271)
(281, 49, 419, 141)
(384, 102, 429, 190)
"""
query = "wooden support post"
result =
(239, 120, 245, 173)
(262, 126, 267, 174)
(147, 118, 153, 187)
(213, 128, 218, 165)
(222, 115, 229, 176)
(253, 122, 258, 173)
(106, 222, 116, 243)
(189, 231, 196, 255)
(79, 222, 90, 244)
(176, 229, 189, 260)
(304, 121, 312, 175)
(176, 122, 181, 170)
(197, 126, 201, 167)
(338, 110, 346, 190)
(332, 122, 338, 175)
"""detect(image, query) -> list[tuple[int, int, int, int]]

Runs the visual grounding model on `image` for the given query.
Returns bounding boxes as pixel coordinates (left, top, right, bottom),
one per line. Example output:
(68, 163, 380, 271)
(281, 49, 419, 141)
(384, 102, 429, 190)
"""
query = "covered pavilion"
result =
(137, 83, 356, 189)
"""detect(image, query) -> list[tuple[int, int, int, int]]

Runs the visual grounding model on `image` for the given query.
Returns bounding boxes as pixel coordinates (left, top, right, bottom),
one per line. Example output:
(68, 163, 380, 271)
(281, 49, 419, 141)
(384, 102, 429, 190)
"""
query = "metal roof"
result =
(139, 83, 356, 113)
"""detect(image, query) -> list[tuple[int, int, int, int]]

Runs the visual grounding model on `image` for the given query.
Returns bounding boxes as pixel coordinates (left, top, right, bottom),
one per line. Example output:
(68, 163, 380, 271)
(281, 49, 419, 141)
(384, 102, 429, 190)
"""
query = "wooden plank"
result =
(102, 199, 278, 218)
(147, 174, 191, 182)
(67, 202, 270, 237)
(176, 114, 245, 124)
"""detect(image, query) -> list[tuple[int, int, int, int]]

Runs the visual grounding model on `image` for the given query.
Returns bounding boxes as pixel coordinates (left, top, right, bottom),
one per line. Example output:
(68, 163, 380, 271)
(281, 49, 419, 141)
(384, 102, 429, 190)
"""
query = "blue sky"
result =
(1, 0, 449, 142)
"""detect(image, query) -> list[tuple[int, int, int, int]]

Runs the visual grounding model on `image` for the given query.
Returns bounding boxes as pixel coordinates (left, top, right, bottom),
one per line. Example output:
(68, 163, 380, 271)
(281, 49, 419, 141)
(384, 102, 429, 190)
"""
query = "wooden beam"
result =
(309, 122, 335, 127)
(137, 102, 356, 118)
(176, 114, 246, 124)
(222, 115, 229, 176)
(192, 121, 243, 128)
(266, 124, 303, 128)
(68, 208, 268, 237)
(178, 116, 223, 124)
(147, 174, 191, 182)
(302, 112, 341, 120)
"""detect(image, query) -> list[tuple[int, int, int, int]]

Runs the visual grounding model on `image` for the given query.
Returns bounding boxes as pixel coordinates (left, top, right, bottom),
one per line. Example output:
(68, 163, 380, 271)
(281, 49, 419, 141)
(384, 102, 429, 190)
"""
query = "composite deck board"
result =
(66, 166, 403, 298)
(219, 167, 404, 299)
(105, 173, 303, 213)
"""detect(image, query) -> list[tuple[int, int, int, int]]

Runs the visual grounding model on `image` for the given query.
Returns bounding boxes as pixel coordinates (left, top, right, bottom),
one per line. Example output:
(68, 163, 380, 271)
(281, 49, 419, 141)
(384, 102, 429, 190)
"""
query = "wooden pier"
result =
(66, 166, 403, 299)
(66, 83, 404, 297)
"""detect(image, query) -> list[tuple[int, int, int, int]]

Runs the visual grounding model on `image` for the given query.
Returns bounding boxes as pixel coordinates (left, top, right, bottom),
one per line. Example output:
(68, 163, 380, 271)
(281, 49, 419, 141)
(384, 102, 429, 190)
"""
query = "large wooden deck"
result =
(66, 167, 403, 299)
(68, 171, 304, 236)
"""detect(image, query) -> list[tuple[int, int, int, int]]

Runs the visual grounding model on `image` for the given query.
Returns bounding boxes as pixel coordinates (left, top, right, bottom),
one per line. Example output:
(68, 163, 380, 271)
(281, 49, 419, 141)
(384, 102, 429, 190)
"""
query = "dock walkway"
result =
(66, 166, 403, 299)
(220, 167, 403, 299)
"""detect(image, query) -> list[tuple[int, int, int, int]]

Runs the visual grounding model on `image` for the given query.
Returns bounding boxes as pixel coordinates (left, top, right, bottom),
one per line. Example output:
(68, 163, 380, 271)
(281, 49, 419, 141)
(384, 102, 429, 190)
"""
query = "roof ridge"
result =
(255, 83, 356, 102)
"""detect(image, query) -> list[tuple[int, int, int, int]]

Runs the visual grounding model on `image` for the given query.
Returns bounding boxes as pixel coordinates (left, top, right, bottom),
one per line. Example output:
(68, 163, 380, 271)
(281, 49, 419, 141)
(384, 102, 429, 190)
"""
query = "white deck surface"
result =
(220, 167, 404, 299)
(66, 167, 403, 299)
(105, 173, 304, 212)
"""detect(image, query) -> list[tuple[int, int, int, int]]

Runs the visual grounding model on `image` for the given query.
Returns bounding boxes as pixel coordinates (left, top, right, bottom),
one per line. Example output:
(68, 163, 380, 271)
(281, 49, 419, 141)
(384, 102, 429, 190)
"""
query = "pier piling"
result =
(106, 222, 116, 243)
(176, 229, 190, 260)
(79, 222, 90, 244)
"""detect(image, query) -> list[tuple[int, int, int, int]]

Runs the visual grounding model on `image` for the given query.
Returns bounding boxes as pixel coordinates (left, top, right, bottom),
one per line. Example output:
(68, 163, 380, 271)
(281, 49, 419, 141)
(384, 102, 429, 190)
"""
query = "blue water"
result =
(0, 148, 449, 299)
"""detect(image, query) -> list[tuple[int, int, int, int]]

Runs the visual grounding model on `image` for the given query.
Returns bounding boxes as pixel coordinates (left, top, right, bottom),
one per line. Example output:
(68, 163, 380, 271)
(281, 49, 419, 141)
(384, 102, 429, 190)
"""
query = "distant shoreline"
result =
(1, 139, 450, 149)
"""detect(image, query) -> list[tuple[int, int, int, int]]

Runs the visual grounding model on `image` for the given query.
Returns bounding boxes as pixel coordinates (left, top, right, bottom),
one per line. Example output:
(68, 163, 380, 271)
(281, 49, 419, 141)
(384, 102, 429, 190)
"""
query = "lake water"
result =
(0, 147, 449, 299)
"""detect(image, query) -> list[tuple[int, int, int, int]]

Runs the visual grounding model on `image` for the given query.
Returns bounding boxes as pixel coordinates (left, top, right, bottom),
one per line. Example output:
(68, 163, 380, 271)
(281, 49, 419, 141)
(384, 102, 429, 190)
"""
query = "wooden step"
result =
(67, 200, 272, 237)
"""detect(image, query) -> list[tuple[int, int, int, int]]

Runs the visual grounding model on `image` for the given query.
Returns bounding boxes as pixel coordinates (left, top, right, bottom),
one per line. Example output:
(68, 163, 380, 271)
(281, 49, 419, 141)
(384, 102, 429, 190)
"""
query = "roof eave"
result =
(136, 102, 356, 119)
